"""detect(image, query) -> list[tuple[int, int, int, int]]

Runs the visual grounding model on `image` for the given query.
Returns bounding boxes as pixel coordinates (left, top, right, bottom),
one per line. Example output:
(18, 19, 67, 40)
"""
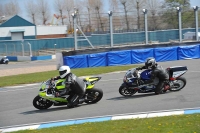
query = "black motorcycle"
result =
(0, 57, 9, 64)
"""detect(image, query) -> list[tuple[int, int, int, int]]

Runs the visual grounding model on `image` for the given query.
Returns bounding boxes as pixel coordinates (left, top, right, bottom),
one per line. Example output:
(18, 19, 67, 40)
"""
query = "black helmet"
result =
(145, 57, 157, 69)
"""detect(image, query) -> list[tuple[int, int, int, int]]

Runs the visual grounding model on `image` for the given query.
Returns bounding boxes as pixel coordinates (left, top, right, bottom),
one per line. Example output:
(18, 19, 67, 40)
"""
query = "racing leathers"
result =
(137, 64, 169, 94)
(51, 73, 86, 107)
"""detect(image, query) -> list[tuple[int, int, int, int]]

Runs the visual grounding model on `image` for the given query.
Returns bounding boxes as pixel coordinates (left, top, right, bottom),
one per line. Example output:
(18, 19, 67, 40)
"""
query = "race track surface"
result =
(0, 59, 200, 128)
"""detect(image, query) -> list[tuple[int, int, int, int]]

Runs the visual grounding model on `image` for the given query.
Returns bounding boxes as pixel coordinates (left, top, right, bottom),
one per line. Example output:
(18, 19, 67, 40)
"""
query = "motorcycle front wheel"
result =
(33, 95, 53, 110)
(119, 86, 137, 97)
(85, 88, 103, 104)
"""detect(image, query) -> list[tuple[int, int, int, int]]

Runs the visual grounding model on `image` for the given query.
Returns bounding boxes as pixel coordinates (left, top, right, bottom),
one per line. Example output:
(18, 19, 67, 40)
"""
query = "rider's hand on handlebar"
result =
(136, 67, 142, 70)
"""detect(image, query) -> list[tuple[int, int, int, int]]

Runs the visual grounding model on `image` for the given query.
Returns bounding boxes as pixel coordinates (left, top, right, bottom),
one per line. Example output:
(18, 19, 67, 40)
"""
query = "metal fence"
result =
(0, 7, 199, 56)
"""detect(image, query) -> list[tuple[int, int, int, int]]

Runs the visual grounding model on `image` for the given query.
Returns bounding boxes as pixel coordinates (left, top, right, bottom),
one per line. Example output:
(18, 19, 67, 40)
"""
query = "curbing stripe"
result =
(147, 110, 184, 118)
(112, 114, 147, 120)
(38, 120, 76, 129)
(0, 125, 40, 133)
(0, 108, 200, 133)
(74, 117, 111, 125)
(38, 117, 111, 129)
(184, 109, 200, 114)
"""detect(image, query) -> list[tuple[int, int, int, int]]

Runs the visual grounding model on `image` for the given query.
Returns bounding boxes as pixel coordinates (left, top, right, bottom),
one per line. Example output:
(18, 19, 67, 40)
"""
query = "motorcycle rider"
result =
(0, 56, 8, 64)
(136, 57, 169, 94)
(51, 65, 86, 108)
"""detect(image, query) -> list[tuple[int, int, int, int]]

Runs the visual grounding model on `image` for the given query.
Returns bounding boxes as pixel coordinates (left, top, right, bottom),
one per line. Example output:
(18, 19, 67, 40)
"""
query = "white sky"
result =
(0, 0, 199, 22)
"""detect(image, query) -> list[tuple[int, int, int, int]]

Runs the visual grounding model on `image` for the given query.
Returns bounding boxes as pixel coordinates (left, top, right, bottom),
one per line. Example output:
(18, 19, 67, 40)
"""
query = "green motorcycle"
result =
(33, 76, 103, 110)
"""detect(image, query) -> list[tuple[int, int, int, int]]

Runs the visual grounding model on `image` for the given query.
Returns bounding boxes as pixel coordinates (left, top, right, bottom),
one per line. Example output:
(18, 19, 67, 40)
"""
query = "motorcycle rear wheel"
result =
(169, 77, 186, 91)
(85, 88, 103, 104)
(33, 95, 53, 110)
(119, 86, 137, 97)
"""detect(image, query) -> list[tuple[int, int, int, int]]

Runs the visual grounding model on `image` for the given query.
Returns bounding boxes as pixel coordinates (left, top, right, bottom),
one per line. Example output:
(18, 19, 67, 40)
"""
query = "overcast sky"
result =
(0, 0, 199, 21)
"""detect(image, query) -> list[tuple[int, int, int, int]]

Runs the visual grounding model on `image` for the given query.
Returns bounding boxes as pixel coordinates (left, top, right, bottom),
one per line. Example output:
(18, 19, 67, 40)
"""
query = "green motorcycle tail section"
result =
(39, 92, 67, 103)
(84, 77, 101, 89)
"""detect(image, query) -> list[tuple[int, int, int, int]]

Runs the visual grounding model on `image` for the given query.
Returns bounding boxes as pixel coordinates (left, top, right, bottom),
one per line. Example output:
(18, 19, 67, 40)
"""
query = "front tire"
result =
(33, 95, 53, 110)
(170, 77, 186, 91)
(85, 88, 103, 104)
(119, 85, 137, 97)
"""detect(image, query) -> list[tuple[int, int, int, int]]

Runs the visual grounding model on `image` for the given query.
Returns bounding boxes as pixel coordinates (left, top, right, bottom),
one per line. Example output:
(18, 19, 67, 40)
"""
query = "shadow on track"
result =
(107, 91, 172, 101)
(20, 103, 92, 115)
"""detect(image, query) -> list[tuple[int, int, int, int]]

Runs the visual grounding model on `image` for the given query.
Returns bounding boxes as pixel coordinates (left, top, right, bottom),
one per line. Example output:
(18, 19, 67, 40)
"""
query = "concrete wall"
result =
(36, 25, 67, 35)
(0, 26, 36, 40)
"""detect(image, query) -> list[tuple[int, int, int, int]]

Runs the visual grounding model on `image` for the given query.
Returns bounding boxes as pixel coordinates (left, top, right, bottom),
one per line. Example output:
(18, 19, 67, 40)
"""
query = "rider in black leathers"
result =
(51, 66, 86, 108)
(136, 57, 169, 94)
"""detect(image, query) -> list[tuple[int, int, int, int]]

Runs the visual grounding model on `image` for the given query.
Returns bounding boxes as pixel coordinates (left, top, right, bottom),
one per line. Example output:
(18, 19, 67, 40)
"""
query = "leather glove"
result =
(138, 80, 144, 85)
(136, 67, 142, 70)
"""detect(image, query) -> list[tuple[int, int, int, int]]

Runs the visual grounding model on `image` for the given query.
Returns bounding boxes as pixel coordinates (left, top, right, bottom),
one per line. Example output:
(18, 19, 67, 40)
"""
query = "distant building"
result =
(0, 15, 68, 41)
(0, 15, 36, 40)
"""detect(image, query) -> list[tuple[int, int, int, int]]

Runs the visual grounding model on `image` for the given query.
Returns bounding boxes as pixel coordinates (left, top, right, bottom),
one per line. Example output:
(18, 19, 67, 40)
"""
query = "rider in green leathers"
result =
(51, 66, 86, 108)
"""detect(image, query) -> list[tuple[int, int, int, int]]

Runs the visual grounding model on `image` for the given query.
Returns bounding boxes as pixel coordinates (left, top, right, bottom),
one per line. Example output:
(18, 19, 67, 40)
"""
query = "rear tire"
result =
(170, 77, 186, 91)
(33, 95, 53, 110)
(85, 88, 103, 104)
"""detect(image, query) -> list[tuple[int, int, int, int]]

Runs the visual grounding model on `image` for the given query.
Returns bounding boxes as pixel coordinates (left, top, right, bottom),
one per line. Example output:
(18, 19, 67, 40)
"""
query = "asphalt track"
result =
(0, 59, 56, 69)
(0, 59, 200, 129)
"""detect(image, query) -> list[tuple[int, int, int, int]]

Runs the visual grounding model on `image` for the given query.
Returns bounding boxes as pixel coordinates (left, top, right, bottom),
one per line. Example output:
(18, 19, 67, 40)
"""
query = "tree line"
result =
(0, 0, 199, 32)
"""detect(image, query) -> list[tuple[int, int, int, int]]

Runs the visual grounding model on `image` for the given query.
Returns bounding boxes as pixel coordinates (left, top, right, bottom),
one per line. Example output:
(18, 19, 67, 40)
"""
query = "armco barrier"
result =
(0, 55, 56, 62)
(63, 45, 200, 68)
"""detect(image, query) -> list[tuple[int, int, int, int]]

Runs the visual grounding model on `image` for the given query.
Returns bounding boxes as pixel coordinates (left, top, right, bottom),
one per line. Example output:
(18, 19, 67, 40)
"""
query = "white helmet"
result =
(59, 66, 71, 78)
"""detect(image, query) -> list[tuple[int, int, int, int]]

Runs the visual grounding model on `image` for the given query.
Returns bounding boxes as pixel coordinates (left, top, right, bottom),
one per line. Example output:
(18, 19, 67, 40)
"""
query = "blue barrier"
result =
(107, 50, 131, 66)
(7, 56, 18, 61)
(178, 45, 200, 60)
(131, 48, 154, 64)
(31, 55, 53, 61)
(154, 46, 178, 62)
(63, 45, 200, 68)
(88, 52, 108, 67)
(4, 55, 55, 61)
(63, 54, 88, 68)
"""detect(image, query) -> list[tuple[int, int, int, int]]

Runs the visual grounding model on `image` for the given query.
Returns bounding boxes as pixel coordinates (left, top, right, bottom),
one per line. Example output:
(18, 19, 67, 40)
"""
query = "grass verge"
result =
(11, 114, 200, 133)
(0, 65, 140, 87)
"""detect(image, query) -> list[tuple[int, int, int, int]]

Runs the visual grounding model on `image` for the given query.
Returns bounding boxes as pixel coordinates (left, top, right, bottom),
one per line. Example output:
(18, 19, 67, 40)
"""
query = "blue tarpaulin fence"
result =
(63, 45, 200, 68)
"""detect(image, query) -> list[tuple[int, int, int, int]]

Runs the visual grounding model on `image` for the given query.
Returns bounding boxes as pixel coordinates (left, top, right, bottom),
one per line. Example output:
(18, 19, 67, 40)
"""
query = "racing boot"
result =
(67, 94, 80, 108)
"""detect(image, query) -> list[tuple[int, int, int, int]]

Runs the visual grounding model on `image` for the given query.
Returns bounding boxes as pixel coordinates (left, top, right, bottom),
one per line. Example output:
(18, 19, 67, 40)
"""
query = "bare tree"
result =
(119, 0, 130, 30)
(129, 0, 147, 30)
(0, 4, 4, 16)
(145, 0, 161, 30)
(37, 0, 51, 25)
(108, 0, 119, 12)
(65, 0, 74, 30)
(4, 0, 20, 16)
(88, 0, 104, 31)
(24, 1, 38, 24)
(74, 0, 86, 28)
(86, 5, 92, 31)
(54, 0, 67, 25)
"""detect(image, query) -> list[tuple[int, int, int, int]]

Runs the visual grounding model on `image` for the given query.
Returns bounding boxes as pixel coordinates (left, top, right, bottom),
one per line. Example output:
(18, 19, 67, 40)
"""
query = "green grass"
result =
(11, 114, 200, 133)
(0, 65, 140, 87)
